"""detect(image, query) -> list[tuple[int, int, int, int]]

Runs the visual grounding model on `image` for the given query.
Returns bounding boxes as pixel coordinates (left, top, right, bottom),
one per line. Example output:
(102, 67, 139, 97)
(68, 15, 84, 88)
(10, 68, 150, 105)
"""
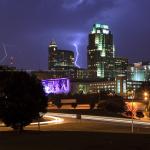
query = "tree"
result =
(89, 102, 96, 110)
(0, 71, 48, 132)
(56, 103, 62, 109)
(97, 95, 126, 113)
(71, 103, 77, 109)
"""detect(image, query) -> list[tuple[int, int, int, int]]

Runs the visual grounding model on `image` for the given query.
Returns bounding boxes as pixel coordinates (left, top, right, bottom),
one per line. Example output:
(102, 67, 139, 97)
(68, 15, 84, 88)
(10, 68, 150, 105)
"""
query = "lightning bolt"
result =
(0, 43, 8, 65)
(73, 43, 80, 68)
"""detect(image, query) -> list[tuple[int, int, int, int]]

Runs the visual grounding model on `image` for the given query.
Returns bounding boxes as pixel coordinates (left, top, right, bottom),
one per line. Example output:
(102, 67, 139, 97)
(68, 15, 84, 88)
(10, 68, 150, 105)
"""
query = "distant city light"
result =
(42, 78, 70, 94)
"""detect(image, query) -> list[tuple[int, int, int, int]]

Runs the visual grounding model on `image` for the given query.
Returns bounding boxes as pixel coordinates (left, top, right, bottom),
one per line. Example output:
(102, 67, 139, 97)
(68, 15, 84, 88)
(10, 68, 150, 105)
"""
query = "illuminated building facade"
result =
(127, 62, 150, 81)
(116, 75, 127, 96)
(42, 78, 70, 94)
(71, 78, 120, 95)
(73, 68, 89, 79)
(114, 57, 128, 75)
(87, 23, 128, 79)
(48, 41, 75, 78)
(40, 75, 143, 97)
(71, 77, 141, 97)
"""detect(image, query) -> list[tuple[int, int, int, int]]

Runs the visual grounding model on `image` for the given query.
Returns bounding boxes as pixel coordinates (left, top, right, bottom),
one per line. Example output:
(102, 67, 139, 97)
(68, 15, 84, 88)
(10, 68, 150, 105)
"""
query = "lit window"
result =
(97, 30, 101, 33)
(103, 29, 109, 34)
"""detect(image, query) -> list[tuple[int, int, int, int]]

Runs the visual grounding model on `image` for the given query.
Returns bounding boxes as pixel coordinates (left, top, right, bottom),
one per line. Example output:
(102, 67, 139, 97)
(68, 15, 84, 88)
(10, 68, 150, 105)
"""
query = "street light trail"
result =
(48, 112, 150, 126)
(31, 114, 64, 125)
(0, 113, 64, 127)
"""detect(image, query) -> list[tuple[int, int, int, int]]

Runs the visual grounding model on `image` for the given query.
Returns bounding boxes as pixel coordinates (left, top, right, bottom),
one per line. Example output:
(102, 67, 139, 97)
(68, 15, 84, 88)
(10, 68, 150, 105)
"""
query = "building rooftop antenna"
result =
(10, 56, 15, 66)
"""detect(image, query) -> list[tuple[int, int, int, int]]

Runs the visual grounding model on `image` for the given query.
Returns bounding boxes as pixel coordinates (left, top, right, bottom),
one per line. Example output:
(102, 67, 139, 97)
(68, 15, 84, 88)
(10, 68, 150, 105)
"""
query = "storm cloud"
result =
(0, 0, 149, 69)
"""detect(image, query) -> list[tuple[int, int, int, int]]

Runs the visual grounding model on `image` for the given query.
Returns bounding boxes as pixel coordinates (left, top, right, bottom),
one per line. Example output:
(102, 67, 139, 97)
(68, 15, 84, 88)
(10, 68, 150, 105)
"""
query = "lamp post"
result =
(131, 98, 133, 133)
(131, 91, 133, 133)
(131, 90, 135, 133)
(143, 92, 149, 118)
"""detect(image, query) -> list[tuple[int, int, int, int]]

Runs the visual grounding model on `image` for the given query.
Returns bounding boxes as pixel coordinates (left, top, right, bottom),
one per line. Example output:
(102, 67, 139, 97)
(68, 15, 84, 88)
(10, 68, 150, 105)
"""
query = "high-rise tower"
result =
(48, 40, 75, 78)
(88, 24, 115, 59)
(87, 23, 128, 79)
(48, 41, 58, 70)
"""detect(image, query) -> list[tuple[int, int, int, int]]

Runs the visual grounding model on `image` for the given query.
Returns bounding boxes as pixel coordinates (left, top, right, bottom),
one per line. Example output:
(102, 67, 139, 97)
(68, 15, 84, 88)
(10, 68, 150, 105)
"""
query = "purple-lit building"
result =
(42, 78, 70, 95)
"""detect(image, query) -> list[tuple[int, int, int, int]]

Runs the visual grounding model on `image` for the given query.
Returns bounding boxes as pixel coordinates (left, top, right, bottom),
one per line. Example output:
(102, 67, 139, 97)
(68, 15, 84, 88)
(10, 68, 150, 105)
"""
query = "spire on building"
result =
(49, 40, 57, 48)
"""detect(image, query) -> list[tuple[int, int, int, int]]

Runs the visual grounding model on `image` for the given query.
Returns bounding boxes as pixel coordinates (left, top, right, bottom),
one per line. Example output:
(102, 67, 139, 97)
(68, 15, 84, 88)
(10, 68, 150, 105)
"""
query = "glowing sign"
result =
(42, 78, 70, 94)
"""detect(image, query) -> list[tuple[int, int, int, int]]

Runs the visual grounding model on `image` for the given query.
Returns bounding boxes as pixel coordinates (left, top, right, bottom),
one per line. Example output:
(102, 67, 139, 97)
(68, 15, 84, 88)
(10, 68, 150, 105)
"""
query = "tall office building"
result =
(48, 41, 75, 78)
(87, 23, 128, 79)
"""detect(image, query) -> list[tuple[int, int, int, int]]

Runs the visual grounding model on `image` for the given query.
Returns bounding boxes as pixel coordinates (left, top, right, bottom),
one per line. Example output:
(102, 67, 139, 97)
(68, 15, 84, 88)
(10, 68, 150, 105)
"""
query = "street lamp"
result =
(143, 92, 150, 117)
(144, 92, 148, 101)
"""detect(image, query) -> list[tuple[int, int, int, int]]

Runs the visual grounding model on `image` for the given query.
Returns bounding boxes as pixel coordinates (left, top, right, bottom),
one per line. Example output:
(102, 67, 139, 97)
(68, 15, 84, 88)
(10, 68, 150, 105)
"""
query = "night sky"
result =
(0, 0, 150, 70)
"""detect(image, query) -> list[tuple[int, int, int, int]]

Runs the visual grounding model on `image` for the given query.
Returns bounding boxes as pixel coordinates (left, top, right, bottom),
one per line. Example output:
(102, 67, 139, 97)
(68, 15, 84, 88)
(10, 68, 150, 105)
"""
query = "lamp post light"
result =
(144, 92, 148, 100)
(143, 92, 149, 118)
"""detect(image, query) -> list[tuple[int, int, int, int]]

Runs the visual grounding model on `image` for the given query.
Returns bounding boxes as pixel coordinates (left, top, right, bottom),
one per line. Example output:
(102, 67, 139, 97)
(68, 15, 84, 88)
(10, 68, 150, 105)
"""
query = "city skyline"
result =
(0, 0, 150, 70)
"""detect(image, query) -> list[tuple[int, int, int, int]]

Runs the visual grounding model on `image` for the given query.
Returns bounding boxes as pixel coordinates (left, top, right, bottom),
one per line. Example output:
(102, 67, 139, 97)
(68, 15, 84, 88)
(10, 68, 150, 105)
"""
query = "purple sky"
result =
(0, 0, 150, 70)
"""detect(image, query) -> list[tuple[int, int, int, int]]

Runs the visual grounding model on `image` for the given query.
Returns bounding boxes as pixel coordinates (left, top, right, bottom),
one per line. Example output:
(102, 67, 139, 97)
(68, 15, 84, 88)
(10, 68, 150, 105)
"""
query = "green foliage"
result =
(0, 71, 48, 131)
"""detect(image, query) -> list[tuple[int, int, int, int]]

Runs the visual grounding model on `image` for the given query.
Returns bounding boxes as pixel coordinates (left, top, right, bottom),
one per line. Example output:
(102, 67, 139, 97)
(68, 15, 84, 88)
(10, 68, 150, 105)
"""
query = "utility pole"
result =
(131, 90, 135, 133)
(131, 97, 134, 133)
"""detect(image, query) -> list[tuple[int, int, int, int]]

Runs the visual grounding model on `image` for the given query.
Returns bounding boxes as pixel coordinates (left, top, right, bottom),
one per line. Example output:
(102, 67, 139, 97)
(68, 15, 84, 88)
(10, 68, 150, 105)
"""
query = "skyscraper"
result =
(87, 23, 128, 79)
(48, 41, 75, 78)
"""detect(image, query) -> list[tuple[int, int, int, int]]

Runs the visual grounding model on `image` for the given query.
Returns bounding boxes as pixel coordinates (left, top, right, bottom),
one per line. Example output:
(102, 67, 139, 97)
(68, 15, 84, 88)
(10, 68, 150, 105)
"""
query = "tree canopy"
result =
(0, 71, 48, 131)
(97, 95, 126, 113)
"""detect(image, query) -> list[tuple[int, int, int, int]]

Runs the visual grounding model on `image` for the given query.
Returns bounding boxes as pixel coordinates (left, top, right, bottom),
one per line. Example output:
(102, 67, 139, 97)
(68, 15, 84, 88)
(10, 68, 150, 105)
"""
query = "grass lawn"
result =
(0, 131, 150, 150)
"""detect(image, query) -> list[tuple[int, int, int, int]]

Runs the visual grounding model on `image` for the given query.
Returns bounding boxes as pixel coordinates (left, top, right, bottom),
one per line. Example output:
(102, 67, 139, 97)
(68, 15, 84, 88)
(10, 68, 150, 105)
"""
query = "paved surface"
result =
(0, 130, 150, 150)
(1, 114, 150, 150)
(1, 113, 150, 134)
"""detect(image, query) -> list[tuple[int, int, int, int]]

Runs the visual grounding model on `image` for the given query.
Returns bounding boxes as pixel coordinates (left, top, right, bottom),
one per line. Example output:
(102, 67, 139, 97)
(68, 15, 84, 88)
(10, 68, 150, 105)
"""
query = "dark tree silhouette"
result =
(71, 103, 77, 109)
(136, 111, 144, 118)
(0, 71, 48, 132)
(97, 95, 126, 113)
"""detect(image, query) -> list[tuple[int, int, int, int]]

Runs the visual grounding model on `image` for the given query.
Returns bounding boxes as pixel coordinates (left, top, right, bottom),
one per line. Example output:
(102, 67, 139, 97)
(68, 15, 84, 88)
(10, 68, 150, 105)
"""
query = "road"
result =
(1, 112, 150, 133)
(0, 113, 64, 131)
(27, 113, 150, 133)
